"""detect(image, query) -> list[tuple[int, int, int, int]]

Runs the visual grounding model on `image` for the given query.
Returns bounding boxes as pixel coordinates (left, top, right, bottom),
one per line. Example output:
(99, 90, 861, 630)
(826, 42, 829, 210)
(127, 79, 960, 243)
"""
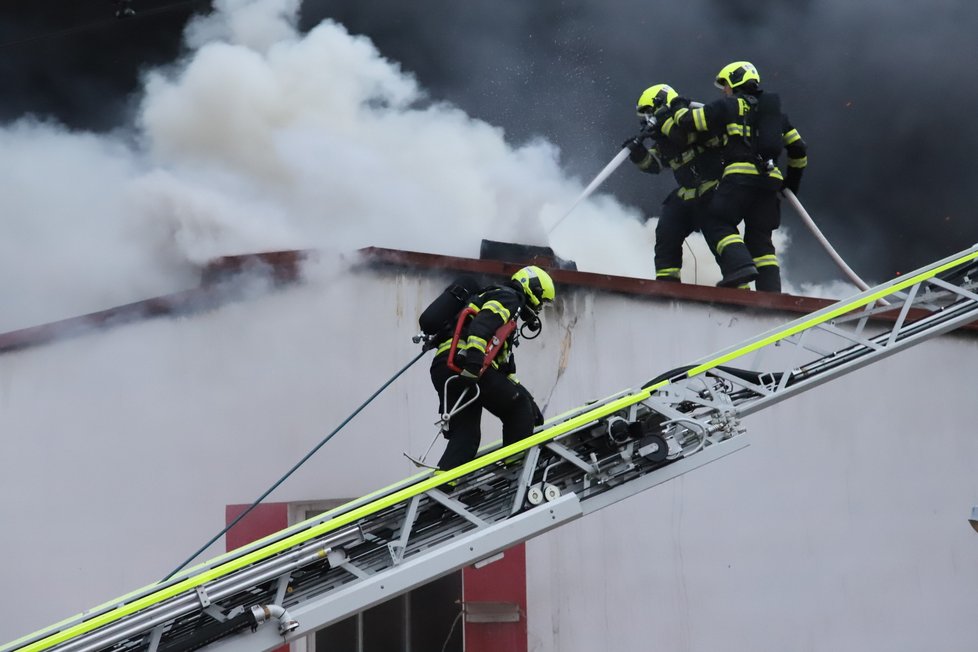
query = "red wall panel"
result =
(226, 503, 289, 652)
(462, 543, 528, 652)
(224, 502, 289, 552)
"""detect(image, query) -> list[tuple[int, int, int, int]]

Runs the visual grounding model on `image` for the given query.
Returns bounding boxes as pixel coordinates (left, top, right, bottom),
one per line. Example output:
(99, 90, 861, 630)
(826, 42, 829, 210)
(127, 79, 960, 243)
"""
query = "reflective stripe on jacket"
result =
(671, 93, 807, 188)
(435, 285, 524, 373)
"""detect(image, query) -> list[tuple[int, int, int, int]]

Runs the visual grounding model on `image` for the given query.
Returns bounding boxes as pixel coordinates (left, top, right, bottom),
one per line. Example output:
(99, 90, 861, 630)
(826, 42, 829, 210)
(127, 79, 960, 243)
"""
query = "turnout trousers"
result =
(701, 181, 783, 292)
(430, 354, 535, 471)
(653, 189, 711, 282)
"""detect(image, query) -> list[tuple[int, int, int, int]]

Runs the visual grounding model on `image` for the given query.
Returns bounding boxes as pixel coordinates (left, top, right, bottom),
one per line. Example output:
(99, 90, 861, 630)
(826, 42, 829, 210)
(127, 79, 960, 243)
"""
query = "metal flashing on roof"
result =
(357, 246, 834, 313)
(2, 244, 974, 356)
(0, 250, 310, 354)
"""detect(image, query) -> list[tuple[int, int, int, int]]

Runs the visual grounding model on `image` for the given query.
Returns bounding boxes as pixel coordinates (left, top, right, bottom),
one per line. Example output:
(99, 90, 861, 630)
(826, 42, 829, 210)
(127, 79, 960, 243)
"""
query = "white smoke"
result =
(140, 5, 664, 270)
(0, 121, 200, 331)
(1, 0, 818, 333)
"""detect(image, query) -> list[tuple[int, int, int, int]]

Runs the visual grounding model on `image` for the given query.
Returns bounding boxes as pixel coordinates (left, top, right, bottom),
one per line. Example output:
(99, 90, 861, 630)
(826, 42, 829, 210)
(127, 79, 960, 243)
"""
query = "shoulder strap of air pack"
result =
(752, 91, 783, 165)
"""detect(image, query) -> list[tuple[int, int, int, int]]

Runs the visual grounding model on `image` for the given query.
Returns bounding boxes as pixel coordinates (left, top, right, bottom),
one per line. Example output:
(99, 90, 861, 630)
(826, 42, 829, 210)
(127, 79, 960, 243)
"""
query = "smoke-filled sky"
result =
(2, 0, 978, 330)
(295, 0, 978, 283)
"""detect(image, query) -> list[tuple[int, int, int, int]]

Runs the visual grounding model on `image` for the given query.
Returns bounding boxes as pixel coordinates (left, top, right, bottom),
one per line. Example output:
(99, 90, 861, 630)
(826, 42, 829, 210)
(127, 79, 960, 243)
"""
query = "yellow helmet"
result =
(636, 84, 678, 115)
(511, 265, 555, 309)
(714, 61, 760, 91)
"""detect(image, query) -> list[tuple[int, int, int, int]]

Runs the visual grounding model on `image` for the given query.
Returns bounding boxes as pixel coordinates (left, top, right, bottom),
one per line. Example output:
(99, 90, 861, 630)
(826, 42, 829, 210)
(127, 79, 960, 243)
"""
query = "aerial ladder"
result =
(4, 244, 978, 652)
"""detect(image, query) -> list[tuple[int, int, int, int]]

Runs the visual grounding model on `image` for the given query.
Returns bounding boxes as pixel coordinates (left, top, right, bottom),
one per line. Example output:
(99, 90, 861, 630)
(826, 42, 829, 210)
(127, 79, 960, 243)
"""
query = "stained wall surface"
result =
(1, 259, 976, 650)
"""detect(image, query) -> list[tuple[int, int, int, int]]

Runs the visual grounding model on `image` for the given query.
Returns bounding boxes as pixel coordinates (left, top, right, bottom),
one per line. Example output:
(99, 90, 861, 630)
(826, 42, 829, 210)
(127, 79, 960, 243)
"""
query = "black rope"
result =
(161, 348, 428, 582)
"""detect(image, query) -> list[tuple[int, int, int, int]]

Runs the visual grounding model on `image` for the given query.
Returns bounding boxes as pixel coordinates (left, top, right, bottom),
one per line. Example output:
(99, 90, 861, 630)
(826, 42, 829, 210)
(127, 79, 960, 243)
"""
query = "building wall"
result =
(0, 258, 976, 650)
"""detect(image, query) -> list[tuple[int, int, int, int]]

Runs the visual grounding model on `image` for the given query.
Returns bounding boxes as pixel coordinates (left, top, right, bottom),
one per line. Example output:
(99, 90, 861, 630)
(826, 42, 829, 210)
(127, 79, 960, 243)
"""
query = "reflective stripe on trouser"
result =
(753, 254, 781, 292)
(702, 231, 754, 280)
(716, 233, 744, 256)
(740, 189, 782, 293)
(703, 181, 781, 285)
(656, 267, 681, 281)
(753, 254, 778, 268)
(713, 233, 756, 281)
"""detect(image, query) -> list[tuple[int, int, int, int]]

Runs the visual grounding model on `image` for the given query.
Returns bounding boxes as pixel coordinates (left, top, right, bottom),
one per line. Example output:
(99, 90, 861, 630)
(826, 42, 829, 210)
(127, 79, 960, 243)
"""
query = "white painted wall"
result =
(1, 258, 976, 650)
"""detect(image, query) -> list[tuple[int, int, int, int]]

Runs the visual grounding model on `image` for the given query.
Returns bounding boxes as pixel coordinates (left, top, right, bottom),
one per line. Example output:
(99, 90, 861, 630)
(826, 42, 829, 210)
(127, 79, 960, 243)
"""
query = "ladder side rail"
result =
(578, 437, 750, 515)
(928, 276, 978, 305)
(53, 526, 364, 652)
(678, 244, 978, 376)
(646, 274, 978, 432)
(884, 297, 978, 346)
(200, 497, 584, 652)
(734, 301, 978, 418)
(707, 368, 777, 398)
(713, 274, 978, 398)
(826, 283, 978, 362)
(18, 404, 612, 652)
(815, 321, 888, 353)
(783, 327, 843, 358)
(193, 428, 752, 652)
(131, 246, 978, 651)
(196, 401, 679, 649)
(11, 246, 977, 652)
(7, 384, 644, 651)
(1, 478, 435, 652)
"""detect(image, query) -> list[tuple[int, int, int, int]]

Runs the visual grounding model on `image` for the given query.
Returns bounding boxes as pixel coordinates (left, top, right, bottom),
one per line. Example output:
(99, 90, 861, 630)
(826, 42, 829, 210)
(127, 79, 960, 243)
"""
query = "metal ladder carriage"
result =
(6, 245, 978, 652)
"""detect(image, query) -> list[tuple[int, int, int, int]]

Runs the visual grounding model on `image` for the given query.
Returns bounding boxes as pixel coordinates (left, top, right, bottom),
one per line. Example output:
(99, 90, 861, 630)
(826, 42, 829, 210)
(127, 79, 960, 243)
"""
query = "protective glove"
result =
(652, 105, 672, 124)
(784, 168, 803, 196)
(621, 137, 648, 163)
(639, 114, 660, 135)
(457, 365, 481, 389)
(673, 95, 692, 108)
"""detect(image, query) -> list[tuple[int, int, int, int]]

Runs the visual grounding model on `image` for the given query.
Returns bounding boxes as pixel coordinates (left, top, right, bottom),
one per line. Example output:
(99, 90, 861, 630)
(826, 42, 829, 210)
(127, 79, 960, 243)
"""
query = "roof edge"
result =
(1, 246, 972, 356)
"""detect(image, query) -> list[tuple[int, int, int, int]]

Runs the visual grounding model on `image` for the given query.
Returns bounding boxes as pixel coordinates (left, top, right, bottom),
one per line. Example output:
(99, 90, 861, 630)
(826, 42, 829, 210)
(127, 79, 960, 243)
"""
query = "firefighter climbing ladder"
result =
(5, 244, 978, 652)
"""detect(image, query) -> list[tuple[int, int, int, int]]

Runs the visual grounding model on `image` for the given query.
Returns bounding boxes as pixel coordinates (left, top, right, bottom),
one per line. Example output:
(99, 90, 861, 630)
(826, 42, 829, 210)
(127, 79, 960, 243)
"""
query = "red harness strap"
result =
(446, 307, 516, 375)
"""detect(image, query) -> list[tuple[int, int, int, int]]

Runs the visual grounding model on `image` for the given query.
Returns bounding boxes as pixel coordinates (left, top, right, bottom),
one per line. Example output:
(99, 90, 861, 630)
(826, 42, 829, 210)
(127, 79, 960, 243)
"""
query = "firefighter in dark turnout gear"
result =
(668, 61, 808, 291)
(430, 265, 555, 470)
(622, 84, 724, 282)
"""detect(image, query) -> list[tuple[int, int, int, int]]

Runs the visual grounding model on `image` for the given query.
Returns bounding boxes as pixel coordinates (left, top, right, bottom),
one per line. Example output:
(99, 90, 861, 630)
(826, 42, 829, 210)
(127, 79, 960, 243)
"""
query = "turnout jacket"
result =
(668, 91, 808, 191)
(434, 283, 525, 377)
(633, 103, 725, 200)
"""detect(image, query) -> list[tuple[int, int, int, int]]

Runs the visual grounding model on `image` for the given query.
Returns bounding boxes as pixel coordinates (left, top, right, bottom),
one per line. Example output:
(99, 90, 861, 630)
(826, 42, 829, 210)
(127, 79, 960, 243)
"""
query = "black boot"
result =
(717, 264, 757, 288)
(755, 265, 781, 292)
(716, 242, 757, 288)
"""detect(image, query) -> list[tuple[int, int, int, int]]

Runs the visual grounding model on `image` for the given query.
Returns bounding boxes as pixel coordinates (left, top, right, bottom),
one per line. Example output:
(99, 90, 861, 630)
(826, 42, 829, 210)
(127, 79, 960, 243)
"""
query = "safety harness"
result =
(431, 283, 525, 374)
(742, 91, 784, 174)
(445, 306, 518, 374)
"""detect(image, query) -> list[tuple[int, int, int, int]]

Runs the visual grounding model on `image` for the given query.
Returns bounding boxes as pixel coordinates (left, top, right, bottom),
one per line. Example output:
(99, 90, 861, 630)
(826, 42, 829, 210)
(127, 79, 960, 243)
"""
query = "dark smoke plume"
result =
(299, 0, 978, 284)
(5, 0, 978, 285)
